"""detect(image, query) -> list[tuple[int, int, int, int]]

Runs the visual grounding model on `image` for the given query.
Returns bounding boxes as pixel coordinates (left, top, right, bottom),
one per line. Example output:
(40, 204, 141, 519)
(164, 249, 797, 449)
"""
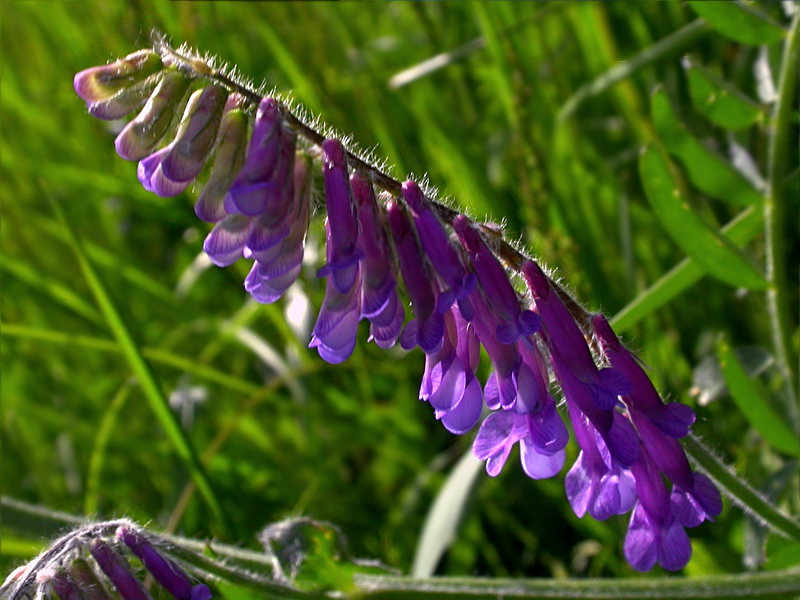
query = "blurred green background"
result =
(2, 0, 797, 583)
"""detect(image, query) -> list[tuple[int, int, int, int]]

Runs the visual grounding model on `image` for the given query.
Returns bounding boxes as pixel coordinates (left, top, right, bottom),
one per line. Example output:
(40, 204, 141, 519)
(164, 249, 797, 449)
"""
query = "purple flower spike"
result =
(75, 50, 162, 104)
(317, 140, 363, 294)
(625, 446, 692, 572)
(387, 201, 444, 354)
(454, 216, 539, 343)
(226, 97, 295, 218)
(401, 182, 476, 319)
(115, 71, 191, 162)
(117, 527, 212, 600)
(161, 85, 228, 184)
(591, 314, 695, 438)
(195, 101, 249, 223)
(351, 172, 404, 348)
(89, 539, 154, 600)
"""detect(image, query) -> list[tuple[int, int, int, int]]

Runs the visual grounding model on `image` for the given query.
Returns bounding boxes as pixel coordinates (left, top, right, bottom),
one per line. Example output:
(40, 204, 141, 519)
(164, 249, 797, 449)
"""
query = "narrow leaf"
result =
(688, 1, 786, 46)
(683, 55, 764, 130)
(412, 451, 483, 578)
(651, 87, 763, 206)
(717, 334, 800, 456)
(639, 145, 767, 291)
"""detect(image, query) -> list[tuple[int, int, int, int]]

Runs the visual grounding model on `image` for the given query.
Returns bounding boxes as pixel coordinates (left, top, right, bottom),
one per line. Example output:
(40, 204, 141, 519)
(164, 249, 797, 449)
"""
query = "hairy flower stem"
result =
(764, 10, 799, 434)
(152, 37, 588, 321)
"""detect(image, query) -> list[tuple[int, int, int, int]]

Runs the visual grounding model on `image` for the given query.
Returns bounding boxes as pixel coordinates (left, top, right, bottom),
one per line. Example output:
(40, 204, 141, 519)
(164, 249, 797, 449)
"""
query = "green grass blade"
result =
(611, 205, 763, 331)
(47, 197, 231, 535)
(639, 145, 767, 291)
(688, 1, 786, 46)
(717, 334, 800, 457)
(651, 87, 763, 207)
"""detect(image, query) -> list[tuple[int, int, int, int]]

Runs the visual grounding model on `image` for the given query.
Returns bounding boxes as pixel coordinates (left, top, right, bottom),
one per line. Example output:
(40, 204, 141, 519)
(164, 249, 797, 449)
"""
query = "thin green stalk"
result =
(683, 435, 800, 542)
(764, 10, 800, 432)
(47, 196, 231, 536)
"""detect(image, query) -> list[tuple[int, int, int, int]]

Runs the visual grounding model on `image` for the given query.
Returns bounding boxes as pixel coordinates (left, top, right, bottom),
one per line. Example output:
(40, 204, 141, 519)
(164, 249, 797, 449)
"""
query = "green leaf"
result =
(689, 1, 786, 46)
(716, 334, 800, 456)
(766, 538, 800, 571)
(638, 145, 767, 291)
(412, 451, 483, 578)
(651, 86, 763, 206)
(684, 55, 764, 130)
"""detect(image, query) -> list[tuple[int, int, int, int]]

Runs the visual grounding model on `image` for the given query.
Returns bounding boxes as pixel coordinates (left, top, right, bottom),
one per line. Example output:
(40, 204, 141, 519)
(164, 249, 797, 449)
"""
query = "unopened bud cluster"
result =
(1, 521, 211, 600)
(74, 43, 722, 571)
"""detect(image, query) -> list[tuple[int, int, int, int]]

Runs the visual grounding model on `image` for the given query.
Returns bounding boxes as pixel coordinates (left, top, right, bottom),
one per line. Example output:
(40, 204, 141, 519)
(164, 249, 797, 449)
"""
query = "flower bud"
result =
(87, 74, 162, 121)
(89, 539, 154, 600)
(115, 71, 191, 161)
(68, 558, 115, 600)
(74, 50, 163, 103)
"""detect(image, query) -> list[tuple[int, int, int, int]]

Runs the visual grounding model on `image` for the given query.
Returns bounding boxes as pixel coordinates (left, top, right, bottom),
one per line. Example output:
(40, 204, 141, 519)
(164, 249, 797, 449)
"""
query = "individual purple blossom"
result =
(74, 49, 163, 113)
(195, 97, 249, 223)
(117, 526, 212, 600)
(625, 444, 692, 572)
(203, 213, 252, 267)
(387, 201, 444, 355)
(115, 71, 191, 162)
(88, 539, 154, 600)
(351, 172, 404, 348)
(421, 306, 483, 434)
(401, 182, 476, 319)
(245, 156, 311, 304)
(310, 141, 363, 363)
(454, 216, 539, 344)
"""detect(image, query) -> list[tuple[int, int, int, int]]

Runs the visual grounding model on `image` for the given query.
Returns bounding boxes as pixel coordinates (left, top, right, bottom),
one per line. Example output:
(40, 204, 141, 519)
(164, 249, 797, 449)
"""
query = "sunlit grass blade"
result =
(683, 56, 764, 131)
(558, 19, 709, 121)
(639, 145, 767, 291)
(688, 1, 786, 46)
(47, 196, 231, 535)
(412, 451, 483, 578)
(716, 334, 800, 457)
(651, 87, 763, 207)
(611, 205, 763, 331)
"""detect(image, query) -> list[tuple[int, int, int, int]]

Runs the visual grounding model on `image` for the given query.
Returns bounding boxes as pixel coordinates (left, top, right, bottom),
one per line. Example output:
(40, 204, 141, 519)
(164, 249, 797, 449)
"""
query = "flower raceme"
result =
(75, 44, 721, 572)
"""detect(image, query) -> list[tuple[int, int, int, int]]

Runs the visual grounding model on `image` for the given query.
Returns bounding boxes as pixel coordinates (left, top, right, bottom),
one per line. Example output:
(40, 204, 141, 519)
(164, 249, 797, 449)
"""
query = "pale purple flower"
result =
(401, 182, 476, 319)
(309, 264, 362, 364)
(203, 213, 252, 267)
(117, 527, 212, 600)
(422, 306, 483, 434)
(454, 216, 539, 344)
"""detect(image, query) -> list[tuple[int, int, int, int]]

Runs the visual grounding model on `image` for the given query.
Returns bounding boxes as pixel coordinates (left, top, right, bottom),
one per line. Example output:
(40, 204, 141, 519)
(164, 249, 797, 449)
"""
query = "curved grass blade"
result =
(47, 196, 231, 535)
(652, 87, 763, 207)
(558, 19, 709, 121)
(683, 55, 764, 130)
(717, 334, 800, 457)
(412, 450, 483, 578)
(639, 145, 767, 291)
(688, 1, 786, 46)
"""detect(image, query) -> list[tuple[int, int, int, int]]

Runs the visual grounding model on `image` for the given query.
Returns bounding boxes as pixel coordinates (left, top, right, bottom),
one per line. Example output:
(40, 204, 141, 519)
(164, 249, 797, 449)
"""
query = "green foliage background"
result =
(2, 0, 797, 585)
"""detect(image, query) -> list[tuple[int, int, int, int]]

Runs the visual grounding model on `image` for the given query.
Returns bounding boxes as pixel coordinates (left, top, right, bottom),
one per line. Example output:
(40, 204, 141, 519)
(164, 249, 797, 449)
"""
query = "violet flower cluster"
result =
(74, 46, 722, 572)
(2, 521, 212, 600)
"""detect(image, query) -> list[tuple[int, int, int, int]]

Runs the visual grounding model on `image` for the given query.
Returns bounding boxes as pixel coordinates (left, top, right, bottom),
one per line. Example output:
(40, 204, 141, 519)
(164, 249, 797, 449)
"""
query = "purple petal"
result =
(440, 376, 483, 434)
(203, 213, 252, 266)
(520, 441, 565, 479)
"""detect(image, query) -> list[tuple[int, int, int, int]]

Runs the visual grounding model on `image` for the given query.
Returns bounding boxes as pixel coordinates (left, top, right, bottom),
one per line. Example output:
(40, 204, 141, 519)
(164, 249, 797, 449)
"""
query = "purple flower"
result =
(351, 172, 404, 348)
(309, 264, 362, 364)
(387, 201, 444, 355)
(454, 216, 539, 344)
(89, 539, 154, 600)
(74, 49, 163, 110)
(316, 139, 362, 293)
(226, 97, 296, 219)
(473, 405, 567, 480)
(401, 182, 476, 319)
(203, 213, 253, 267)
(195, 97, 249, 223)
(68, 558, 115, 600)
(421, 306, 483, 434)
(625, 445, 692, 572)
(115, 71, 191, 162)
(117, 527, 212, 600)
(245, 156, 311, 304)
